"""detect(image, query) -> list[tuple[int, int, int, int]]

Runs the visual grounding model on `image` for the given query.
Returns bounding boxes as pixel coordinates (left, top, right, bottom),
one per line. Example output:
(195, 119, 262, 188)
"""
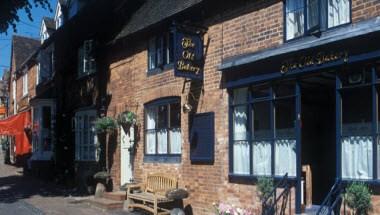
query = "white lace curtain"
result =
(146, 107, 156, 154)
(342, 136, 373, 179)
(253, 141, 272, 175)
(328, 0, 350, 28)
(275, 139, 296, 177)
(233, 88, 250, 174)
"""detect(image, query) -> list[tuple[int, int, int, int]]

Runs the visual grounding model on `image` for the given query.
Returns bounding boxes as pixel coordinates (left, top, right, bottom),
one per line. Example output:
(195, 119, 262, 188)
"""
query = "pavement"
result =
(0, 150, 136, 215)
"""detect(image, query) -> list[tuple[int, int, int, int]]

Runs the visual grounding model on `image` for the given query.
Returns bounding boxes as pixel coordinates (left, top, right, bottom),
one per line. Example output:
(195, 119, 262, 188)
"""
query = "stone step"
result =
(85, 197, 124, 210)
(103, 191, 126, 201)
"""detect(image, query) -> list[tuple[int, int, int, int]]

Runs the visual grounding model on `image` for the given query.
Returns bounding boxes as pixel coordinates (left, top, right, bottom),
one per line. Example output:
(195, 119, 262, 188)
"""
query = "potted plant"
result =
(345, 182, 372, 215)
(94, 116, 117, 174)
(117, 111, 137, 127)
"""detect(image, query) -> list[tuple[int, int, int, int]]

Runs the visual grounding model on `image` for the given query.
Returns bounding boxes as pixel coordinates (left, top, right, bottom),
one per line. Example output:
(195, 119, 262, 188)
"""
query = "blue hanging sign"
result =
(173, 28, 204, 80)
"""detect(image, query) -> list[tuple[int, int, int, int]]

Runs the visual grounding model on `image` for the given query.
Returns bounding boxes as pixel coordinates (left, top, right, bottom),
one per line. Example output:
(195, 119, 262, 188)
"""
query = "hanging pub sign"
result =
(173, 26, 204, 80)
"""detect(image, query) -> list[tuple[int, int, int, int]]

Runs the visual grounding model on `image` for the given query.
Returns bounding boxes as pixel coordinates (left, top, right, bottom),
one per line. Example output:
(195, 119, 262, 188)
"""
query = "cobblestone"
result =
(0, 150, 138, 215)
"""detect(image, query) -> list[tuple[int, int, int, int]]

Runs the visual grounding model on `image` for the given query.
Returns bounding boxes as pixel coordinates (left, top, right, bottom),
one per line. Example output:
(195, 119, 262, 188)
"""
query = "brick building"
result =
(103, 0, 380, 214)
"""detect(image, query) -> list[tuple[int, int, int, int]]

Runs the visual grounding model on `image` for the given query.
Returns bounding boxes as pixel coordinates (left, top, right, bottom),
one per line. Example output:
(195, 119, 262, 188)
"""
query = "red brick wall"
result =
(106, 0, 380, 214)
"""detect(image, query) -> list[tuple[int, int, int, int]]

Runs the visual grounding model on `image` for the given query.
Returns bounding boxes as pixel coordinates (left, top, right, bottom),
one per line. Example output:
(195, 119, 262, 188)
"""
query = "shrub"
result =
(213, 202, 255, 215)
(345, 182, 372, 215)
(257, 177, 274, 201)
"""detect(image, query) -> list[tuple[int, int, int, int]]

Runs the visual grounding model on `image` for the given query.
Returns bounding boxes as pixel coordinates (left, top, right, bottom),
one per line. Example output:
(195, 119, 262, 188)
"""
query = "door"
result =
(120, 125, 134, 185)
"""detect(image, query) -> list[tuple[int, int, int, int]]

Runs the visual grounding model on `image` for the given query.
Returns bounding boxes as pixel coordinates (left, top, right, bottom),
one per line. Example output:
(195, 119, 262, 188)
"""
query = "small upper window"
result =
(285, 0, 350, 41)
(78, 40, 96, 77)
(148, 32, 174, 71)
(22, 73, 28, 96)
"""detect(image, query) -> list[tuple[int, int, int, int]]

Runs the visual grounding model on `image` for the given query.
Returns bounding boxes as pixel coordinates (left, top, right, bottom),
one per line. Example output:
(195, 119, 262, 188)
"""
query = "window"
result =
(285, 0, 350, 40)
(32, 102, 56, 160)
(22, 73, 28, 96)
(148, 32, 174, 71)
(78, 40, 96, 77)
(231, 84, 296, 177)
(36, 63, 40, 85)
(74, 110, 97, 161)
(145, 98, 181, 155)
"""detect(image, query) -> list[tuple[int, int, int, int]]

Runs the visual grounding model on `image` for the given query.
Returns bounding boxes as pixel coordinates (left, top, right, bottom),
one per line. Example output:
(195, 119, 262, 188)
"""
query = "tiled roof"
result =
(115, 0, 204, 40)
(11, 35, 40, 72)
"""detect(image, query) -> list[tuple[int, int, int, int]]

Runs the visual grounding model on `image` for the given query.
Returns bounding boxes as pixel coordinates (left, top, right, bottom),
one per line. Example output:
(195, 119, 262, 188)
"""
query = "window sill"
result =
(143, 154, 181, 163)
(228, 173, 297, 184)
(147, 63, 174, 76)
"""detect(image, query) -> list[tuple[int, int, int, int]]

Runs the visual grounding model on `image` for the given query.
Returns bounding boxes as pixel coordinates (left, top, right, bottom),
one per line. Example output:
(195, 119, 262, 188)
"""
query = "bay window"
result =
(231, 83, 297, 177)
(285, 0, 351, 40)
(74, 110, 97, 161)
(145, 98, 181, 156)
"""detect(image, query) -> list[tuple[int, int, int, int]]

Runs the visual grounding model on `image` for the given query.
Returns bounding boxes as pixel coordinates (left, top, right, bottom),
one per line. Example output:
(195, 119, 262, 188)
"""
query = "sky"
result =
(0, 0, 57, 77)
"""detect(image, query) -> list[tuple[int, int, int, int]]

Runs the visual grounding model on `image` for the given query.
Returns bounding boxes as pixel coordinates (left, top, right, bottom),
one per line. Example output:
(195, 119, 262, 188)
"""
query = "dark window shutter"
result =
(190, 112, 215, 163)
(307, 0, 320, 34)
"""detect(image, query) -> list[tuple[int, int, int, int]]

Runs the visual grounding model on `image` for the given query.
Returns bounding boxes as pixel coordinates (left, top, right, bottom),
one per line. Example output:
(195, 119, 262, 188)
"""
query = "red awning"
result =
(0, 111, 31, 155)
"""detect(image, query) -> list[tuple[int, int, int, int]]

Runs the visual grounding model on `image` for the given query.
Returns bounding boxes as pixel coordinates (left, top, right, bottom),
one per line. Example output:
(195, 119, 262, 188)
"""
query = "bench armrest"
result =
(127, 183, 145, 194)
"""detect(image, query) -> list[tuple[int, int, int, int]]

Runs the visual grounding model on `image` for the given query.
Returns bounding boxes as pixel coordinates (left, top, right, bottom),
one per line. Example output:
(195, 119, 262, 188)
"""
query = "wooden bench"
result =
(125, 173, 178, 215)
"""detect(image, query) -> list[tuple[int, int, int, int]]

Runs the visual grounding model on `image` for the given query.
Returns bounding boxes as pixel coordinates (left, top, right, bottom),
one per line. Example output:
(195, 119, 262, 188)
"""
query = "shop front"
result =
(221, 18, 380, 213)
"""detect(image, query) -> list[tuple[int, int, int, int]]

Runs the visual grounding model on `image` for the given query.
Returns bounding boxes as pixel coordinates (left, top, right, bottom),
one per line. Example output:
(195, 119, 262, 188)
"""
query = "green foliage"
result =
(345, 182, 372, 215)
(94, 116, 117, 134)
(117, 111, 137, 126)
(257, 177, 274, 201)
(1, 0, 52, 33)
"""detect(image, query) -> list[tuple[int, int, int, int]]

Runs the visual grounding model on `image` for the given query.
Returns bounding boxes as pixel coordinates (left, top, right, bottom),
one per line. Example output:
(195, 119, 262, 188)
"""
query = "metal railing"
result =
(262, 173, 291, 215)
(316, 179, 343, 215)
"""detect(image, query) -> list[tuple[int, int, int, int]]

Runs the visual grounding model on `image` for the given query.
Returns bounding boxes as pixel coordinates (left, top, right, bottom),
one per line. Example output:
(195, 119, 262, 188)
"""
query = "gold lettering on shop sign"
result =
(181, 37, 195, 49)
(177, 60, 201, 74)
(280, 51, 349, 74)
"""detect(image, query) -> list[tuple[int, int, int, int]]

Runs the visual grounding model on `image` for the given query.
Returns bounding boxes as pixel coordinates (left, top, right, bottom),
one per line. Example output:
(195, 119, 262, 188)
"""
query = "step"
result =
(103, 191, 126, 201)
(85, 197, 124, 210)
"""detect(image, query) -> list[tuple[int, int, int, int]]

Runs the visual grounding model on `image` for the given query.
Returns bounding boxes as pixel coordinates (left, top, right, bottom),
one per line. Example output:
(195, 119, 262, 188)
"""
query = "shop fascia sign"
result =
(173, 24, 205, 80)
(280, 51, 349, 74)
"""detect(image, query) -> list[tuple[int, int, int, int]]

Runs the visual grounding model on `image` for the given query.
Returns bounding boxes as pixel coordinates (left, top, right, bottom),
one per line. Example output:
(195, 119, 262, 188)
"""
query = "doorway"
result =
(301, 73, 336, 205)
(120, 125, 134, 185)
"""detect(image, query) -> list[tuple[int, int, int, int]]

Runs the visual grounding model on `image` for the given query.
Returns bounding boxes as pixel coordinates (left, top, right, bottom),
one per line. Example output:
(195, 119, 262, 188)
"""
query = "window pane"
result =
(157, 129, 168, 154)
(233, 141, 250, 174)
(342, 88, 371, 136)
(170, 103, 181, 128)
(233, 88, 247, 105)
(328, 0, 350, 28)
(253, 102, 271, 139)
(252, 87, 270, 99)
(148, 37, 156, 70)
(157, 105, 168, 128)
(342, 136, 373, 179)
(146, 130, 156, 154)
(274, 82, 295, 98)
(253, 141, 271, 175)
(286, 0, 305, 40)
(42, 106, 51, 129)
(307, 0, 319, 30)
(275, 139, 296, 176)
(233, 106, 248, 141)
(146, 107, 156, 129)
(275, 98, 295, 138)
(170, 128, 181, 154)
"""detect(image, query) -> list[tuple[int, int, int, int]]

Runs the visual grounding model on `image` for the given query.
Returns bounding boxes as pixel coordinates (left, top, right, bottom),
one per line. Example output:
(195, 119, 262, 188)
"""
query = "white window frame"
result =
(22, 73, 28, 97)
(74, 110, 98, 161)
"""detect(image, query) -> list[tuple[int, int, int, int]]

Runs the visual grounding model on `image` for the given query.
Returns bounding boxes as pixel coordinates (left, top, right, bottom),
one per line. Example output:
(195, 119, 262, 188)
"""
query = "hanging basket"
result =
(117, 111, 137, 128)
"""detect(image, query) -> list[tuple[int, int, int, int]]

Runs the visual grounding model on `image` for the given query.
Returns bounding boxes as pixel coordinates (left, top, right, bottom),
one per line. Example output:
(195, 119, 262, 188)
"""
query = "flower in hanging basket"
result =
(94, 116, 117, 134)
(117, 111, 137, 126)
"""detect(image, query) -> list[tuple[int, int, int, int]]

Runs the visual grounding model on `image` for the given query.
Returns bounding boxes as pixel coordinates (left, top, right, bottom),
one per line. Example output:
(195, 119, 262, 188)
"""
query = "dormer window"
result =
(147, 32, 174, 72)
(55, 2, 64, 29)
